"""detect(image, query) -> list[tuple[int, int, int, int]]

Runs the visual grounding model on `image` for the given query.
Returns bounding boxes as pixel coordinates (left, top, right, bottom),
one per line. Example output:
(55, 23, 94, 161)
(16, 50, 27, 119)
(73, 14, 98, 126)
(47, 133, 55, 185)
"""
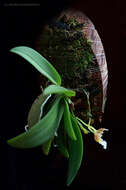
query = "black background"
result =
(0, 0, 124, 189)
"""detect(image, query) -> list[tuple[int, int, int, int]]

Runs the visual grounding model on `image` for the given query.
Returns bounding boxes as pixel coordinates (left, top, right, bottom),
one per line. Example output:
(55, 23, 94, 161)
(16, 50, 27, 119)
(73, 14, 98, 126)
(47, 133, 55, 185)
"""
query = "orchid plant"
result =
(8, 46, 108, 186)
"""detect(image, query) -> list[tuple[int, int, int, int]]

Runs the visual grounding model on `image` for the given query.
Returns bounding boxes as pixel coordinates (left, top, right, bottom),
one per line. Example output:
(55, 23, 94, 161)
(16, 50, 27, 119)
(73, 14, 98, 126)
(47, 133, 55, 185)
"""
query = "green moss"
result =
(36, 15, 102, 122)
(37, 15, 96, 89)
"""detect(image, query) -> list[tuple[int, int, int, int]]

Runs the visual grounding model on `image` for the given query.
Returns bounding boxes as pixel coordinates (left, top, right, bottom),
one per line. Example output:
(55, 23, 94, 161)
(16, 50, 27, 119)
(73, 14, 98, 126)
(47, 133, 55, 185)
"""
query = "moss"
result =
(36, 15, 102, 122)
(37, 16, 97, 89)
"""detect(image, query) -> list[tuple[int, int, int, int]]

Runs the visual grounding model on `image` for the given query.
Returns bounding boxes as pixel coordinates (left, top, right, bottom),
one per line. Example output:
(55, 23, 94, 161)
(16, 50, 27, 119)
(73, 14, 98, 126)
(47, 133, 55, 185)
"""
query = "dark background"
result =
(0, 0, 124, 189)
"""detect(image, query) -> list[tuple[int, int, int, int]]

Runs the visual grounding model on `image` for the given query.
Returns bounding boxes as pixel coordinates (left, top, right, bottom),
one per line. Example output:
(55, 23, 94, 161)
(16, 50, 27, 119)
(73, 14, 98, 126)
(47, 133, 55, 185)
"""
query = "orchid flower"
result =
(94, 128, 108, 149)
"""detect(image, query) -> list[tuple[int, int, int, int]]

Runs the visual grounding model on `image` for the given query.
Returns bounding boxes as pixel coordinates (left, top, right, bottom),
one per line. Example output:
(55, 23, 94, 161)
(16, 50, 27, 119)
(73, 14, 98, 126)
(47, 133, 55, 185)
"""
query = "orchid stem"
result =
(76, 117, 96, 133)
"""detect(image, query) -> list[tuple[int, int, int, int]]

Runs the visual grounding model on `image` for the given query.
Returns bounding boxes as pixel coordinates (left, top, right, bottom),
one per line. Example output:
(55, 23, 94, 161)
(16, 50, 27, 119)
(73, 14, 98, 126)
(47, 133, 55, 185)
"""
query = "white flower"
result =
(94, 128, 108, 149)
(100, 140, 107, 149)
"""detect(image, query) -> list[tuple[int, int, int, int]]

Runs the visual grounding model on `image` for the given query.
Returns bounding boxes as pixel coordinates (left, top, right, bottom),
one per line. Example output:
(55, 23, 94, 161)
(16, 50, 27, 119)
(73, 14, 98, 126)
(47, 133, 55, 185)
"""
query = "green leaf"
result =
(27, 93, 50, 128)
(7, 97, 64, 148)
(63, 99, 76, 140)
(67, 115, 83, 186)
(10, 46, 61, 85)
(56, 124, 69, 158)
(43, 85, 76, 97)
(42, 137, 53, 155)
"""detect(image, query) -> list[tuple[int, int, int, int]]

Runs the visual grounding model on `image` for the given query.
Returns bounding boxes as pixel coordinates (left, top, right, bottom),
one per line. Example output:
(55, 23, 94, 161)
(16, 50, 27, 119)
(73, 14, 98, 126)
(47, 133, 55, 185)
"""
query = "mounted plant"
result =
(8, 46, 108, 186)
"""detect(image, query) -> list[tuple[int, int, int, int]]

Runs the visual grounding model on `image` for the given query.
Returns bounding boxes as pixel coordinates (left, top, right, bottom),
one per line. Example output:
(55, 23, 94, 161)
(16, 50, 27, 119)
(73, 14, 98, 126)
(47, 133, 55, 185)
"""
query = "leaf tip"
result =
(66, 177, 73, 186)
(72, 135, 77, 141)
(7, 138, 16, 148)
(9, 47, 17, 53)
(9, 48, 14, 53)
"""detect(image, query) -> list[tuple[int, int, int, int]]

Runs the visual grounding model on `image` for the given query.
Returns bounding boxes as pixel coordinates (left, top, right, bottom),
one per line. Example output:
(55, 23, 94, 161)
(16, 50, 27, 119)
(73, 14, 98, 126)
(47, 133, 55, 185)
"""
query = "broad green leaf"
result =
(63, 99, 76, 141)
(7, 97, 64, 148)
(56, 125, 69, 158)
(43, 85, 76, 97)
(42, 137, 53, 155)
(10, 46, 61, 85)
(27, 93, 50, 128)
(67, 115, 83, 186)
